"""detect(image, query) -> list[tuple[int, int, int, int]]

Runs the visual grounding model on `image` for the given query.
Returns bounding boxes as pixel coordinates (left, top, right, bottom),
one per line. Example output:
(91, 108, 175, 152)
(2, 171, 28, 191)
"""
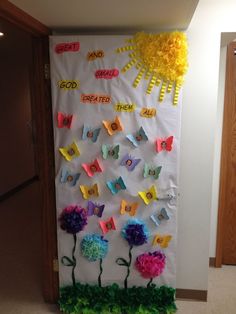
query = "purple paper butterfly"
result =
(120, 153, 141, 171)
(87, 201, 105, 218)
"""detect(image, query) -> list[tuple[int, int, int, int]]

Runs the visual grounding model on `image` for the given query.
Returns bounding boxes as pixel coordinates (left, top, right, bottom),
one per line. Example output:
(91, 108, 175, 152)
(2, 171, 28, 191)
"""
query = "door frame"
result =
(0, 1, 59, 302)
(215, 42, 236, 267)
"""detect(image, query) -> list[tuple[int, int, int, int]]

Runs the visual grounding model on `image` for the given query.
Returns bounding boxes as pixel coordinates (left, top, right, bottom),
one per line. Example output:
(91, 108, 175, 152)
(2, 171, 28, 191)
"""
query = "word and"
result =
(55, 42, 80, 54)
(87, 50, 104, 61)
(81, 94, 111, 104)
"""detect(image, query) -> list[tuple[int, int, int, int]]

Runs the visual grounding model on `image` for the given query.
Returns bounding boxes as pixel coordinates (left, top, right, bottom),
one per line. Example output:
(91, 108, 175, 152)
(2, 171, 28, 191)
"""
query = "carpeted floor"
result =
(0, 183, 236, 314)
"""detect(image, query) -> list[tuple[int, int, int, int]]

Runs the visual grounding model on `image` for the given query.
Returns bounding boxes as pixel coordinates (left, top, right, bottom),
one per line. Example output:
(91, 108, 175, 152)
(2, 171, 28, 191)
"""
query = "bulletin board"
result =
(49, 32, 188, 314)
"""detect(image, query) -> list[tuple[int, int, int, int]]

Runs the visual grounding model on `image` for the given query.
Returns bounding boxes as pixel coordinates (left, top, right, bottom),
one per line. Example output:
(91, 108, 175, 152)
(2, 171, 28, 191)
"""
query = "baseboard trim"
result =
(176, 289, 207, 301)
(209, 257, 216, 267)
(0, 175, 39, 202)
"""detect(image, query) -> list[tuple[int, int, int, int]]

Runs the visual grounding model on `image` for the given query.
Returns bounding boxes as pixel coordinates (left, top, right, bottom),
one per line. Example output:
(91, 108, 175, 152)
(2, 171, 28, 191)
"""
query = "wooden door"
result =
(0, 1, 59, 302)
(216, 42, 236, 266)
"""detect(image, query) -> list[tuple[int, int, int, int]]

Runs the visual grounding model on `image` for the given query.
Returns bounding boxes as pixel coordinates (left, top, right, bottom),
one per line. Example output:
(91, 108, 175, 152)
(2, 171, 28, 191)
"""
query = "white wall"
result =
(177, 0, 236, 290)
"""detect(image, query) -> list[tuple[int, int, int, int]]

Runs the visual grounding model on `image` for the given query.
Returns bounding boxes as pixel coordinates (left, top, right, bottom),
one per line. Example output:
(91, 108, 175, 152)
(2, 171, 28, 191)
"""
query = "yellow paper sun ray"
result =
(116, 31, 188, 105)
(146, 75, 157, 95)
(167, 82, 173, 93)
(159, 81, 167, 102)
(121, 58, 137, 73)
(133, 67, 146, 88)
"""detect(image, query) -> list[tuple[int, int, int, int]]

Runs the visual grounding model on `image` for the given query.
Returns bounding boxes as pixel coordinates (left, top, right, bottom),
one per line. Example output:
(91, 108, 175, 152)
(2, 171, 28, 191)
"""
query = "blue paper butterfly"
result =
(126, 126, 148, 147)
(60, 168, 81, 187)
(106, 176, 126, 195)
(150, 208, 170, 227)
(82, 125, 101, 143)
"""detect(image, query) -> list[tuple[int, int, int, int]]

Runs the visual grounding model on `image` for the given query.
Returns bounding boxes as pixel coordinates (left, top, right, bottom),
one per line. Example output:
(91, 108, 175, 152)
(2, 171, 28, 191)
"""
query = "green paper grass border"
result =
(59, 283, 177, 314)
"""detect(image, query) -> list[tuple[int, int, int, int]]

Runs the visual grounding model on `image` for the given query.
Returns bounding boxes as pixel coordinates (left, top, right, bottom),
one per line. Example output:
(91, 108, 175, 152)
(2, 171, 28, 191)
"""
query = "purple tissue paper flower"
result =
(59, 205, 88, 234)
(122, 218, 149, 246)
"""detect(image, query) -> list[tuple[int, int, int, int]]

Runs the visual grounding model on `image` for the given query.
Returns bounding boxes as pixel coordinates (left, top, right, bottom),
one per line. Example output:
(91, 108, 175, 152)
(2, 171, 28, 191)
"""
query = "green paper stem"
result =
(98, 258, 103, 287)
(124, 245, 133, 289)
(147, 277, 153, 287)
(71, 234, 77, 287)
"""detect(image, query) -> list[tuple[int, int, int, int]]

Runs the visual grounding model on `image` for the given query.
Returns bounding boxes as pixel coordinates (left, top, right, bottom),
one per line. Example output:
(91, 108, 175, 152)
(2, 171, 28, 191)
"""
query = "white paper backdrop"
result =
(49, 35, 182, 288)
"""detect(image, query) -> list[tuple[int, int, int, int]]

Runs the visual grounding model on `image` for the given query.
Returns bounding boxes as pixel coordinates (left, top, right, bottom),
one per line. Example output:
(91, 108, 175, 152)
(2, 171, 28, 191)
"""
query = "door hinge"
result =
(44, 63, 50, 80)
(53, 258, 59, 272)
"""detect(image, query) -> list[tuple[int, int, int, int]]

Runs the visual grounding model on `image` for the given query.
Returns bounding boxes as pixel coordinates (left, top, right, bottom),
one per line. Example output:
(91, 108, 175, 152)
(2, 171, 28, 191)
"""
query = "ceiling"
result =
(10, 0, 199, 31)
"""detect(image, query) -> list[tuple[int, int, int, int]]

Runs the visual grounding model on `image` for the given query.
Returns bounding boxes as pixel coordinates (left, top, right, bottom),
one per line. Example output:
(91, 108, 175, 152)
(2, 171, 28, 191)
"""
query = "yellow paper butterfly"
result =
(138, 185, 157, 205)
(120, 200, 138, 217)
(153, 234, 172, 248)
(59, 141, 80, 161)
(80, 184, 99, 200)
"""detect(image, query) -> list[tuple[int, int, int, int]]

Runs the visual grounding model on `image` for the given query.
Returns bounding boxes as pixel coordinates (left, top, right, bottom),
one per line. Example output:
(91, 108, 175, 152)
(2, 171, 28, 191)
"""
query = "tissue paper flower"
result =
(60, 168, 80, 186)
(138, 185, 157, 205)
(99, 217, 116, 234)
(101, 144, 120, 159)
(156, 136, 173, 153)
(81, 234, 108, 261)
(103, 116, 124, 136)
(80, 233, 109, 287)
(135, 251, 166, 280)
(59, 141, 80, 161)
(152, 234, 172, 248)
(121, 218, 149, 246)
(87, 201, 104, 218)
(106, 176, 126, 195)
(143, 163, 162, 180)
(150, 208, 170, 227)
(80, 184, 99, 200)
(59, 205, 87, 287)
(82, 159, 103, 177)
(126, 126, 148, 147)
(117, 219, 149, 289)
(57, 112, 73, 128)
(120, 153, 141, 171)
(120, 200, 138, 216)
(59, 205, 88, 234)
(82, 125, 101, 143)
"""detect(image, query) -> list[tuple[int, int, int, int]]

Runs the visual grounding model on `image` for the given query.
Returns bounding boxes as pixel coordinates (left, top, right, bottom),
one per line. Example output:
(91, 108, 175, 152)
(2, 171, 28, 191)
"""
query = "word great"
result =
(87, 50, 104, 61)
(140, 107, 156, 118)
(55, 42, 80, 54)
(81, 94, 111, 104)
(58, 80, 80, 90)
(114, 103, 136, 112)
(95, 69, 119, 79)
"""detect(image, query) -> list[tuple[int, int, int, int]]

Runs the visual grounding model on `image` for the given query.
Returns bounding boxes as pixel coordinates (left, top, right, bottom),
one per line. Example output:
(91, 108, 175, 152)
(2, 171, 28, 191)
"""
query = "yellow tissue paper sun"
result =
(116, 31, 188, 105)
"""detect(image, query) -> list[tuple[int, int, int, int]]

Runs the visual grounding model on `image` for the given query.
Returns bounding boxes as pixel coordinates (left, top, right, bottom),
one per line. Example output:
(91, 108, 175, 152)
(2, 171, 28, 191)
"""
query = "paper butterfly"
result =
(126, 126, 148, 147)
(156, 136, 173, 153)
(99, 217, 116, 234)
(152, 234, 172, 248)
(120, 200, 138, 216)
(82, 159, 103, 177)
(103, 116, 124, 136)
(57, 112, 73, 128)
(150, 208, 170, 227)
(120, 153, 141, 171)
(87, 201, 104, 218)
(143, 163, 162, 180)
(102, 144, 120, 160)
(106, 176, 126, 195)
(82, 125, 101, 143)
(80, 183, 99, 200)
(60, 168, 80, 186)
(59, 141, 80, 161)
(138, 185, 157, 205)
